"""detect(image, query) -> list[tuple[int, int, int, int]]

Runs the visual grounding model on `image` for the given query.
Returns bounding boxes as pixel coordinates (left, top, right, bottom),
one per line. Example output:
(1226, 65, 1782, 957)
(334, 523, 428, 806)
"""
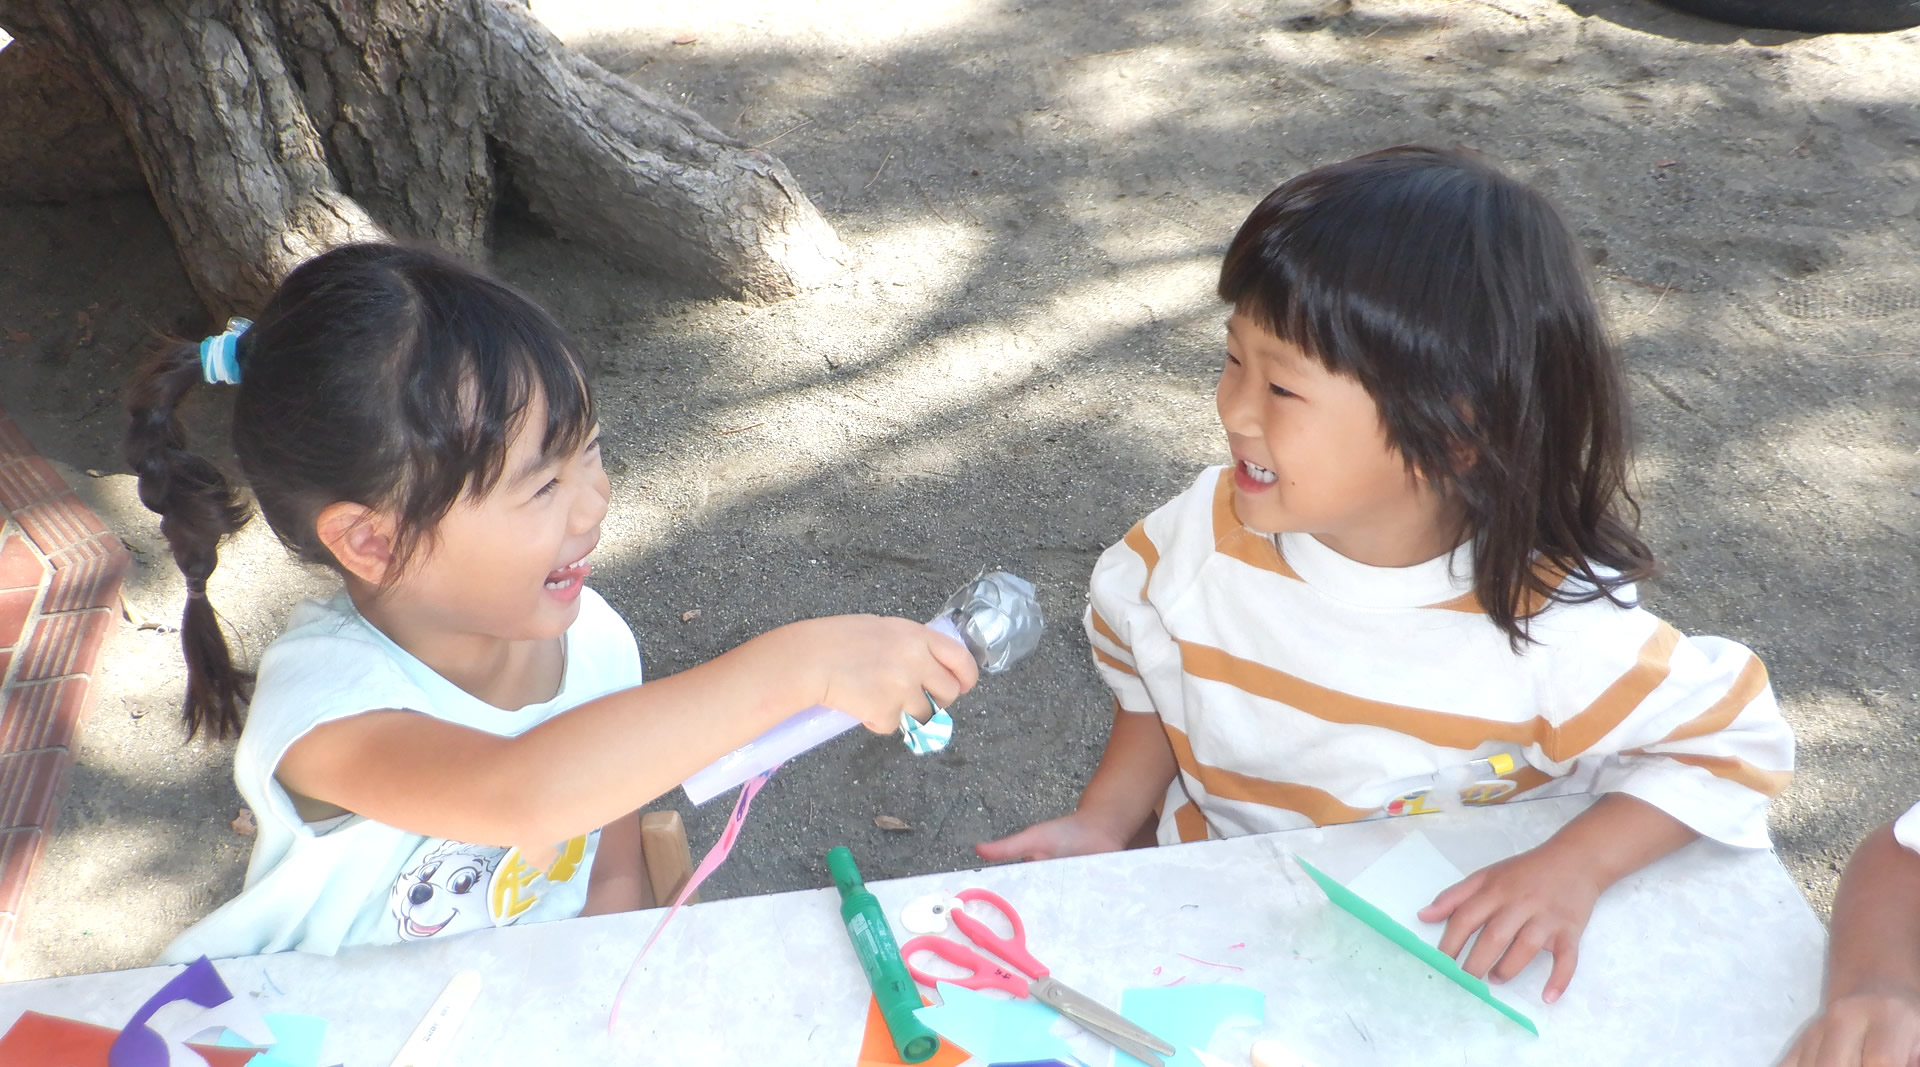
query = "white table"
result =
(1, 796, 1825, 1065)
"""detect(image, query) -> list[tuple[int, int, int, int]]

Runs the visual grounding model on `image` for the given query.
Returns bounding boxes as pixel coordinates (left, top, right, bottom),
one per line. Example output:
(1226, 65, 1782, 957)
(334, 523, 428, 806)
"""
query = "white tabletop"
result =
(1, 795, 1824, 1066)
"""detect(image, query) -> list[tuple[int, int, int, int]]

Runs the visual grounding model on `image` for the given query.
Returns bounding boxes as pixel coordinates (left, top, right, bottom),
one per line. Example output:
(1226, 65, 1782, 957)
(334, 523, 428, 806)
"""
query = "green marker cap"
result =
(827, 845, 866, 897)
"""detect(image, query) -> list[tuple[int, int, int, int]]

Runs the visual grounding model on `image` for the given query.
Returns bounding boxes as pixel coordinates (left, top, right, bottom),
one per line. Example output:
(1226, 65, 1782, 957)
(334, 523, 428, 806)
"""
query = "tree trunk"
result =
(0, 0, 847, 318)
(0, 35, 145, 202)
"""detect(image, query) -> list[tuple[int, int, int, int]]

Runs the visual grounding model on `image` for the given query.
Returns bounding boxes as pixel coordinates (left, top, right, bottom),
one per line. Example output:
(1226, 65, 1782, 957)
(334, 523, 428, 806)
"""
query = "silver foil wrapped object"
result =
(938, 570, 1045, 675)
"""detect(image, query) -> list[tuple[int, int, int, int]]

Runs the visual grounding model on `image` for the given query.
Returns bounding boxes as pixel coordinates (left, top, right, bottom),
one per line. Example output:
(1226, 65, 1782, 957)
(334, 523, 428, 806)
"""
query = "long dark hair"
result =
(125, 243, 596, 739)
(1218, 146, 1653, 647)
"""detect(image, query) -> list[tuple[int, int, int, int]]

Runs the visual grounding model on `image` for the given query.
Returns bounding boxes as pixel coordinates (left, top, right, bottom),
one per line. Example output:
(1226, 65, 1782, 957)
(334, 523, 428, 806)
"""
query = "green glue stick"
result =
(827, 846, 940, 1063)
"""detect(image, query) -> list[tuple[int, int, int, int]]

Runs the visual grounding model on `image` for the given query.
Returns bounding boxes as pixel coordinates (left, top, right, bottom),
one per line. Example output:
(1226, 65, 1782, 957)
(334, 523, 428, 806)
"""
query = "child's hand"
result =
(775, 615, 978, 734)
(976, 813, 1129, 863)
(1418, 842, 1601, 1004)
(1779, 987, 1920, 1067)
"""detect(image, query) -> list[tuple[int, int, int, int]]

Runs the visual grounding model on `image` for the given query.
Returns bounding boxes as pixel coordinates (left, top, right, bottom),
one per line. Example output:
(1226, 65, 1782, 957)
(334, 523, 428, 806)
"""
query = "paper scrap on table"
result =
(215, 1013, 328, 1067)
(912, 982, 1077, 1066)
(153, 995, 276, 1054)
(1343, 832, 1464, 939)
(0, 1010, 259, 1067)
(1113, 983, 1265, 1067)
(856, 994, 970, 1067)
(109, 955, 256, 1067)
(1295, 835, 1538, 1035)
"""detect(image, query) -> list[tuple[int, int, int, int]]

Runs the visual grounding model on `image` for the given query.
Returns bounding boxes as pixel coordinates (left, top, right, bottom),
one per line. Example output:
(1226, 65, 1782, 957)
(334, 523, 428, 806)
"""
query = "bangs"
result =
(1217, 151, 1499, 392)
(390, 259, 595, 537)
(448, 316, 596, 501)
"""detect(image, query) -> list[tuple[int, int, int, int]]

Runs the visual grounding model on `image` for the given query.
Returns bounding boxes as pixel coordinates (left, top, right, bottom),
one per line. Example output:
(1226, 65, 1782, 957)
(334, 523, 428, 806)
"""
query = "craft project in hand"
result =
(681, 570, 1044, 803)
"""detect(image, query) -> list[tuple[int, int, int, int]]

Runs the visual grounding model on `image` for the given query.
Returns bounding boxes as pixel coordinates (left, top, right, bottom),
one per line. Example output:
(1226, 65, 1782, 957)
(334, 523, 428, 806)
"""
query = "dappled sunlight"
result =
(1057, 45, 1206, 136)
(596, 254, 1222, 499)
(1768, 409, 1920, 529)
(11, 0, 1920, 978)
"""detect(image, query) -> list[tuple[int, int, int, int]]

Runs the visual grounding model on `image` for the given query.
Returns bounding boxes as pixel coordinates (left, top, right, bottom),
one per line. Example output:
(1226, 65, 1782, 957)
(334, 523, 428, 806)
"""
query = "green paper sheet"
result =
(1294, 855, 1537, 1035)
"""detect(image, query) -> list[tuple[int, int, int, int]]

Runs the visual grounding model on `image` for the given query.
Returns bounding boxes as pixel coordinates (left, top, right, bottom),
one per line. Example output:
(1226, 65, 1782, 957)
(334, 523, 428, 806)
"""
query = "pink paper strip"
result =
(608, 770, 776, 1030)
(1176, 953, 1246, 972)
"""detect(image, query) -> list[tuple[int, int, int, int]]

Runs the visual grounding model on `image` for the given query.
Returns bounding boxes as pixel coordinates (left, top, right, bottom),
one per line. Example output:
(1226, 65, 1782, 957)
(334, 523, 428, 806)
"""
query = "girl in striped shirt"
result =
(978, 146, 1794, 1005)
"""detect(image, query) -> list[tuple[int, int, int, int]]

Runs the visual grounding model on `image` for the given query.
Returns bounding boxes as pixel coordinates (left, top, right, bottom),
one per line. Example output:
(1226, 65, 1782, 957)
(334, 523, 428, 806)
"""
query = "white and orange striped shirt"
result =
(1088, 467, 1794, 850)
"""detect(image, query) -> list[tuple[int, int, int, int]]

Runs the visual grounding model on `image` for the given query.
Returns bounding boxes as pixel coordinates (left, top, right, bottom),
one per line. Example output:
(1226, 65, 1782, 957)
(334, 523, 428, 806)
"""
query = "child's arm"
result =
(276, 614, 977, 850)
(1779, 819, 1920, 1067)
(1423, 614, 1794, 1003)
(975, 702, 1177, 861)
(977, 483, 1193, 863)
(1419, 792, 1697, 1003)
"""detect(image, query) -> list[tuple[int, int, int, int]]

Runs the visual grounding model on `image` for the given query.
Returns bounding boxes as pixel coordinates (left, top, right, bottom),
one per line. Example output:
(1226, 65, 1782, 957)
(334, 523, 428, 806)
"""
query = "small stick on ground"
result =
(865, 151, 893, 191)
(753, 118, 814, 149)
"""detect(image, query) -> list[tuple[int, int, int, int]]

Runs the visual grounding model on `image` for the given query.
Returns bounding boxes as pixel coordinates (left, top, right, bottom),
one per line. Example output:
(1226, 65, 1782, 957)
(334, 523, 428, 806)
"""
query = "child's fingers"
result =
(1460, 908, 1527, 980)
(1430, 879, 1491, 958)
(1542, 932, 1579, 1003)
(922, 625, 981, 699)
(975, 825, 1049, 863)
(1805, 1019, 1860, 1067)
(1863, 1023, 1920, 1067)
(1488, 918, 1551, 984)
(1420, 870, 1484, 926)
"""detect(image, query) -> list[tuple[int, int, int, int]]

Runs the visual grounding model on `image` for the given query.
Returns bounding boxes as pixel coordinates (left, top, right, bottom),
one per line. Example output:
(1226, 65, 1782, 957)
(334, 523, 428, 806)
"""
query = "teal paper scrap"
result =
(1294, 855, 1538, 1035)
(215, 1013, 328, 1067)
(913, 982, 1079, 1066)
(1114, 983, 1265, 1067)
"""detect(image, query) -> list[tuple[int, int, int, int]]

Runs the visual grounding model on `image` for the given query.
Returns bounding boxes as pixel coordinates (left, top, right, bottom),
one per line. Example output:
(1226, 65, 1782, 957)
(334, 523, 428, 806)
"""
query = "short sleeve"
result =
(1535, 604, 1793, 849)
(1085, 474, 1207, 717)
(1085, 529, 1159, 715)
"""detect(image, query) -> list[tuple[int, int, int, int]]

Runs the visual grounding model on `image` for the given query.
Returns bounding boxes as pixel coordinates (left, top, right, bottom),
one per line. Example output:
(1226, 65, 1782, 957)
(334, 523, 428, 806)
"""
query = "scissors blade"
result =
(1029, 976, 1177, 1062)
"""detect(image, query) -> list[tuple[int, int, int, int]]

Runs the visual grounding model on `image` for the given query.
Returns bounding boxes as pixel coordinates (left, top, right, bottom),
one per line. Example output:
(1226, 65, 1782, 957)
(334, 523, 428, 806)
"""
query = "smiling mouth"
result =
(404, 914, 451, 938)
(544, 554, 592, 590)
(1240, 459, 1278, 485)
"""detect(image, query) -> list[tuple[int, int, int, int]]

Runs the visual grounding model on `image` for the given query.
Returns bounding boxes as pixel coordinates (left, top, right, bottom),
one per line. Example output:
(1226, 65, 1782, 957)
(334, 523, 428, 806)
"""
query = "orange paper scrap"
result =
(857, 995, 970, 1067)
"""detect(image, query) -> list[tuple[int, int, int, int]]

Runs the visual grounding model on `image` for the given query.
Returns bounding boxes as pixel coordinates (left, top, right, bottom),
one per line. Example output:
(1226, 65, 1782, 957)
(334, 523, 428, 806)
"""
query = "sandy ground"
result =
(0, 0, 1916, 981)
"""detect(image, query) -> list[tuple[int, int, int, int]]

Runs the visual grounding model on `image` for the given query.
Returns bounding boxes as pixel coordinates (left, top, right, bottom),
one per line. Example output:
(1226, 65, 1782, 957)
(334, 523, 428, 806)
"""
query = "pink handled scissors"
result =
(900, 888, 1176, 1067)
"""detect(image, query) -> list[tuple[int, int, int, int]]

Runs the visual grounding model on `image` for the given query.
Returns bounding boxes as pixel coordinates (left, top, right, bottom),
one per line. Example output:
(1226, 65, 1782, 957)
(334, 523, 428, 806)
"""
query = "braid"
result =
(124, 341, 255, 739)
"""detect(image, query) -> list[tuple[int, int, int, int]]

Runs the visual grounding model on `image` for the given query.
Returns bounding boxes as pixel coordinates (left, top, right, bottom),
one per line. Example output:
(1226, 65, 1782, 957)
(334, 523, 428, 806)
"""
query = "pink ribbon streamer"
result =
(608, 770, 776, 1030)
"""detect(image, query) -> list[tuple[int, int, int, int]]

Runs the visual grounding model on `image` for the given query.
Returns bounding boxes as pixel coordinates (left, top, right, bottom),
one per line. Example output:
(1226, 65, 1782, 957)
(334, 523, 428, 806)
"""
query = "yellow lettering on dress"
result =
(545, 835, 588, 883)
(491, 848, 541, 922)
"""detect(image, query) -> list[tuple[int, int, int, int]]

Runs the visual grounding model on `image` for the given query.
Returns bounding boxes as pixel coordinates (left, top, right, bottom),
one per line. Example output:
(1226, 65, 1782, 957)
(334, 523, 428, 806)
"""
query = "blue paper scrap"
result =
(216, 1013, 328, 1067)
(914, 982, 1079, 1066)
(1115, 983, 1266, 1067)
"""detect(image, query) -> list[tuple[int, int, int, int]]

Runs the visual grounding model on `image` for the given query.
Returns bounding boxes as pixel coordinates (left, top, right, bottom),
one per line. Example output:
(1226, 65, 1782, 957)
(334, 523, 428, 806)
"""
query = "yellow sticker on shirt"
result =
(490, 834, 590, 924)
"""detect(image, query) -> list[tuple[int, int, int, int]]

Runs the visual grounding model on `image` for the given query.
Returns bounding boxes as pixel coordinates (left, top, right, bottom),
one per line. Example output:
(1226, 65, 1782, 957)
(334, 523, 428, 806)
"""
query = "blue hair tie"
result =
(198, 317, 251, 385)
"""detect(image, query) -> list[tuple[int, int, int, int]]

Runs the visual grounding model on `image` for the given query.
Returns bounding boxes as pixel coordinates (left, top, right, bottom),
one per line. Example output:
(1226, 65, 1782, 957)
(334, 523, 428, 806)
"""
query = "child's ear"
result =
(315, 502, 397, 586)
(1448, 434, 1479, 474)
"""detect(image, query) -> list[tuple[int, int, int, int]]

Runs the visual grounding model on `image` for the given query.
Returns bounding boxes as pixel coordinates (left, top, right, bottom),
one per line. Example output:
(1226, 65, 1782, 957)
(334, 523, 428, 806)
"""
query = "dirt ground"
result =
(0, 0, 1916, 981)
